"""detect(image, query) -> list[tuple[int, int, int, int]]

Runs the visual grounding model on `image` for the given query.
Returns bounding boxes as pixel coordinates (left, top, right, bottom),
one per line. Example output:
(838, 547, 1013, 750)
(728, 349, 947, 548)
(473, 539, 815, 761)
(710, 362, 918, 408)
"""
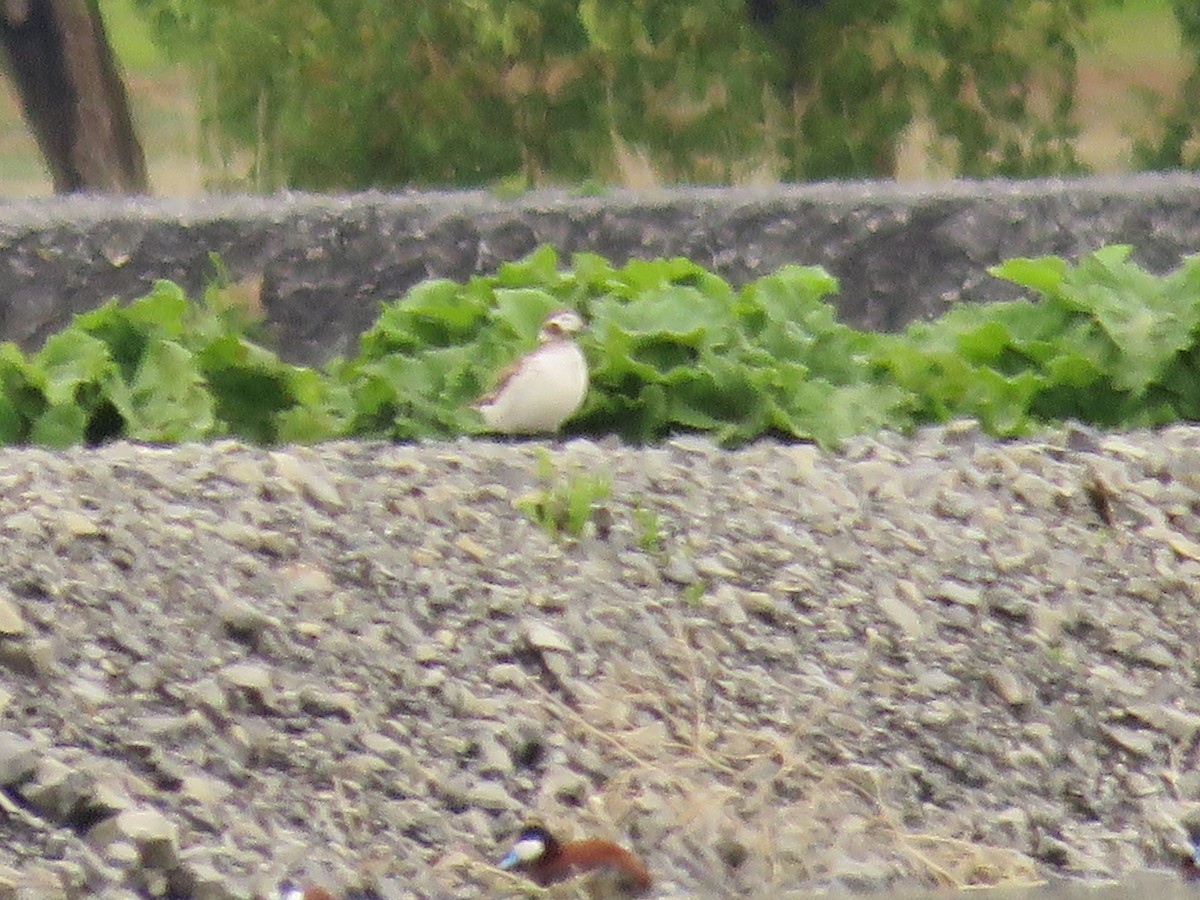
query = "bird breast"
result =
(479, 340, 588, 433)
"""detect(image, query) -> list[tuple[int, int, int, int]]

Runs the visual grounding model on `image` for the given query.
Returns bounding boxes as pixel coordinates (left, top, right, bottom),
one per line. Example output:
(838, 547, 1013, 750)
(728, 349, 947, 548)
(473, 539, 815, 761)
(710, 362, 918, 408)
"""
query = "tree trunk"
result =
(0, 0, 148, 194)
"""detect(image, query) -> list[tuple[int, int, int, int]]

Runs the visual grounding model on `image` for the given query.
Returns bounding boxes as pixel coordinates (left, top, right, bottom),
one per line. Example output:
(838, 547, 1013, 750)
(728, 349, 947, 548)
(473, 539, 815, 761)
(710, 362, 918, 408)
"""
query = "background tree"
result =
(0, 0, 148, 193)
(749, 0, 909, 178)
(130, 0, 1168, 191)
(1134, 0, 1200, 168)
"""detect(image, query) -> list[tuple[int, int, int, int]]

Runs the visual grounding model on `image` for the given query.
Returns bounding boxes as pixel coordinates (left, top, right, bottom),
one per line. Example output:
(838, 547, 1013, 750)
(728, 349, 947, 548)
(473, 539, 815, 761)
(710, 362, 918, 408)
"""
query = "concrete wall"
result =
(1, 173, 1199, 366)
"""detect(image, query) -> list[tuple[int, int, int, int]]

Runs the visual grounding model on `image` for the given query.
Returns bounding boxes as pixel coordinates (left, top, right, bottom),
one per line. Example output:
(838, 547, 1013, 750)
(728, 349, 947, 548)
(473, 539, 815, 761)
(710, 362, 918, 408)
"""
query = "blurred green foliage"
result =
(6, 245, 1200, 450)
(0, 279, 353, 448)
(1134, 0, 1200, 168)
(129, 0, 1172, 188)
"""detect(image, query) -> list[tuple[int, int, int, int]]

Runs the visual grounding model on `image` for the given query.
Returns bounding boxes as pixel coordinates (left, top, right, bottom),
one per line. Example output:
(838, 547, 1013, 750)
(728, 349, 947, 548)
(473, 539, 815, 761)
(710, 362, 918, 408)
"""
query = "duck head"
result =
(498, 822, 652, 895)
(498, 822, 558, 872)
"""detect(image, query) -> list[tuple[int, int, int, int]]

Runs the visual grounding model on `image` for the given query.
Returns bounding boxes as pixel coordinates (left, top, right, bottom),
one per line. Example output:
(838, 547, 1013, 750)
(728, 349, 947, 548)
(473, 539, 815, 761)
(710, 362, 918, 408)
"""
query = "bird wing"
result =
(476, 355, 527, 408)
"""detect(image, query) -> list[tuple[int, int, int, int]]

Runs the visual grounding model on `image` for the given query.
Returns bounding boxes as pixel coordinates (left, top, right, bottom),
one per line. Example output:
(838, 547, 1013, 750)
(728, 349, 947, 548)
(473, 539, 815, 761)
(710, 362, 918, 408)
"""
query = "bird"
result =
(270, 883, 380, 900)
(498, 822, 653, 895)
(272, 884, 334, 900)
(475, 309, 589, 434)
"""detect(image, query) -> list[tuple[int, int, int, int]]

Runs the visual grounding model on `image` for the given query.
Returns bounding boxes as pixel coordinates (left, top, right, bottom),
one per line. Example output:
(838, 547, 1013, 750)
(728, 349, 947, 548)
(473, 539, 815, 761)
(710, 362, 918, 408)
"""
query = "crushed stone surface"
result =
(1, 424, 1199, 898)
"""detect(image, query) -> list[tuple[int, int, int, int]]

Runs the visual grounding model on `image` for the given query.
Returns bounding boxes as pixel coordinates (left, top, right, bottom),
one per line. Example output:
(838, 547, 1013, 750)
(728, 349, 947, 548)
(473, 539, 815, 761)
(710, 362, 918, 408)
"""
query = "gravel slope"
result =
(1, 425, 1199, 899)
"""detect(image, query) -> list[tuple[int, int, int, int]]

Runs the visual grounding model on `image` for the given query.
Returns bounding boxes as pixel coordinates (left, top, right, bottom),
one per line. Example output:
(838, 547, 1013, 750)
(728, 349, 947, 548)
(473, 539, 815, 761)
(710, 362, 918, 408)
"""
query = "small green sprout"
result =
(633, 504, 663, 554)
(517, 450, 612, 539)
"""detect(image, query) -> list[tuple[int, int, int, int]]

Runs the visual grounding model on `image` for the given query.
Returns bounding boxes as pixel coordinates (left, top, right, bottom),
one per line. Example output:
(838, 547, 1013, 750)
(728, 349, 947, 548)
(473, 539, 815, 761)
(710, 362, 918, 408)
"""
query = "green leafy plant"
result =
(517, 450, 612, 539)
(681, 582, 707, 607)
(7, 243, 1200, 451)
(0, 280, 351, 447)
(876, 244, 1200, 434)
(355, 242, 1200, 446)
(343, 245, 911, 447)
(633, 504, 664, 554)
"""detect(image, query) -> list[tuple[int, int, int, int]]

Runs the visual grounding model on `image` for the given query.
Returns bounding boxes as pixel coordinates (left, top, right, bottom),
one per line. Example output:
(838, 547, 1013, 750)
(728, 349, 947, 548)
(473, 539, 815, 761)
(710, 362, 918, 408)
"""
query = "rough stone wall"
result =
(1, 174, 1199, 366)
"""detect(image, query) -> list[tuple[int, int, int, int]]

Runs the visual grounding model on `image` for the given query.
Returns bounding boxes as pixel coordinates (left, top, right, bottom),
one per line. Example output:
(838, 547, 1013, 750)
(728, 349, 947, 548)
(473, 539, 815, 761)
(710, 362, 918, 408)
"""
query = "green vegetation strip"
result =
(4, 244, 1198, 449)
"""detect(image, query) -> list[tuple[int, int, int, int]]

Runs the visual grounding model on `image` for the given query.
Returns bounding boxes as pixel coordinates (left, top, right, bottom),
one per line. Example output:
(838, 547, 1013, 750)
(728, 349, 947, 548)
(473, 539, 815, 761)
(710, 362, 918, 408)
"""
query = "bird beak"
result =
(498, 850, 520, 870)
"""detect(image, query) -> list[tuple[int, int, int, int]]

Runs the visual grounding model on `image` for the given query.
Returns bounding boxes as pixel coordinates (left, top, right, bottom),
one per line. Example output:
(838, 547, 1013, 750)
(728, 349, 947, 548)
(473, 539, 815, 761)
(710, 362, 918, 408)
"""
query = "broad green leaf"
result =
(275, 373, 354, 443)
(496, 245, 560, 287)
(195, 334, 289, 441)
(627, 336, 702, 379)
(956, 367, 1042, 435)
(123, 281, 190, 338)
(617, 257, 721, 294)
(592, 286, 731, 346)
(990, 255, 1070, 295)
(395, 278, 488, 339)
(589, 327, 665, 384)
(0, 342, 39, 429)
(1063, 261, 1194, 395)
(492, 288, 559, 338)
(667, 367, 753, 429)
(747, 265, 840, 325)
(34, 331, 114, 406)
(0, 346, 30, 445)
(954, 320, 1014, 365)
(127, 339, 214, 442)
(30, 403, 88, 447)
(570, 252, 619, 292)
(0, 394, 23, 445)
(785, 380, 914, 448)
(1044, 351, 1104, 388)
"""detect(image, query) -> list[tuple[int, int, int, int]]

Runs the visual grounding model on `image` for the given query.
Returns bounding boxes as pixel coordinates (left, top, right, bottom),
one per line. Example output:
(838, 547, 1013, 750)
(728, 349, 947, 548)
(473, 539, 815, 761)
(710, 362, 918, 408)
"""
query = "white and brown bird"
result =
(476, 309, 589, 434)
